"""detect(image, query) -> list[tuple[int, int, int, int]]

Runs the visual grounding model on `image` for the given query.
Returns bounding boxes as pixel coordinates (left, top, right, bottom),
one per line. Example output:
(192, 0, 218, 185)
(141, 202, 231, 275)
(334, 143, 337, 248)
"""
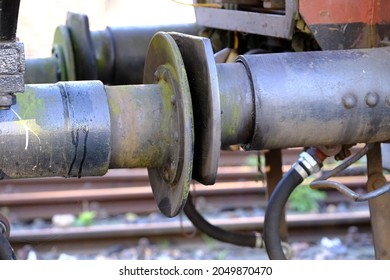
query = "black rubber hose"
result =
(184, 193, 259, 248)
(0, 233, 16, 260)
(264, 168, 304, 259)
(0, 0, 21, 41)
(0, 213, 16, 260)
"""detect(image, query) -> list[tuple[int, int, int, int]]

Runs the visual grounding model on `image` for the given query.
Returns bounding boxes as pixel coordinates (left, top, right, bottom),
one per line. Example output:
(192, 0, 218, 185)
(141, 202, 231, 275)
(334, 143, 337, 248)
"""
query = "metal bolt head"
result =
(153, 66, 170, 83)
(0, 94, 16, 109)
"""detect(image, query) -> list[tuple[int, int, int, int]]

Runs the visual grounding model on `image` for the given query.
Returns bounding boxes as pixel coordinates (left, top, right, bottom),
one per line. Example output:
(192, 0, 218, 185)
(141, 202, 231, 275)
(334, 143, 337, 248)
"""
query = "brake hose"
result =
(264, 148, 324, 259)
(0, 214, 16, 260)
(0, 233, 16, 260)
(184, 192, 264, 249)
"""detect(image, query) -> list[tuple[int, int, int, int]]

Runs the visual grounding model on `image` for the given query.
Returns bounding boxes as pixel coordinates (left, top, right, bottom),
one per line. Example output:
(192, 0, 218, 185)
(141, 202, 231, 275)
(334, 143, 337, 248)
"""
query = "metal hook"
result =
(311, 180, 390, 202)
(319, 143, 373, 181)
(310, 143, 390, 202)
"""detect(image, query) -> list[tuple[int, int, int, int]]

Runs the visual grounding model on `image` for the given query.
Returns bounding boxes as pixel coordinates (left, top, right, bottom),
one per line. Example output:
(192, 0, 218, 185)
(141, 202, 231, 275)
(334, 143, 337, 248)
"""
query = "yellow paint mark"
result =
(11, 108, 41, 151)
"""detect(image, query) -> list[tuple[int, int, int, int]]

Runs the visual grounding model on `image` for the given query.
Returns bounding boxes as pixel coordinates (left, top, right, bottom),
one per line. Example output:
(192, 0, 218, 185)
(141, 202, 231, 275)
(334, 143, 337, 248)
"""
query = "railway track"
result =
(0, 148, 377, 259)
(0, 149, 370, 220)
(9, 208, 372, 260)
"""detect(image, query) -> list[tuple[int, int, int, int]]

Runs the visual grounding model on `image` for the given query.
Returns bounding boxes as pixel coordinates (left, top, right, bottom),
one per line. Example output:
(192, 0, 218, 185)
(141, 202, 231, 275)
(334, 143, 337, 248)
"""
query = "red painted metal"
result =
(299, 0, 390, 25)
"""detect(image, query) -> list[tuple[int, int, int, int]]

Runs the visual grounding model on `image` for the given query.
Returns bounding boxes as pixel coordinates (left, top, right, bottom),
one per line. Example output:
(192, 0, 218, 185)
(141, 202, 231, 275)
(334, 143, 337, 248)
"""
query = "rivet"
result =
(342, 93, 357, 109)
(365, 92, 379, 107)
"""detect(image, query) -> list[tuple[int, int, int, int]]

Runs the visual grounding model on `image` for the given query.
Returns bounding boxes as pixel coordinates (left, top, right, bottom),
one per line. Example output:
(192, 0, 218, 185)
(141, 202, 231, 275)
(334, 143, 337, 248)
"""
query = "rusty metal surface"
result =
(299, 0, 390, 25)
(0, 81, 111, 178)
(265, 149, 288, 242)
(107, 84, 169, 169)
(263, 0, 284, 9)
(170, 32, 221, 185)
(237, 47, 390, 150)
(0, 42, 25, 108)
(194, 0, 297, 38)
(143, 32, 194, 217)
(299, 0, 390, 50)
(367, 143, 390, 259)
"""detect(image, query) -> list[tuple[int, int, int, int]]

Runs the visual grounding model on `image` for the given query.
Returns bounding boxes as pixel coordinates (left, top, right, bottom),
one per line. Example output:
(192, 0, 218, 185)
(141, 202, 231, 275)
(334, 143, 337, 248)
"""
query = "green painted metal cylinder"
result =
(106, 84, 171, 168)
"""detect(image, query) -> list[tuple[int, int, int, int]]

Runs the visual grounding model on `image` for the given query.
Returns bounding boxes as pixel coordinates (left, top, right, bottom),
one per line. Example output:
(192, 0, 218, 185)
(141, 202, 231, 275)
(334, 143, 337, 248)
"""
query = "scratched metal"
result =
(236, 47, 390, 150)
(0, 81, 111, 179)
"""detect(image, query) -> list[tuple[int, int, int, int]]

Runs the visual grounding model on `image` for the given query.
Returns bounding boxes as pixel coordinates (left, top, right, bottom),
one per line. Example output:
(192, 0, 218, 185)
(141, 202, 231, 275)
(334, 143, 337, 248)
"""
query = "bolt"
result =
(162, 160, 177, 184)
(342, 93, 357, 109)
(154, 66, 170, 83)
(0, 94, 14, 109)
(171, 95, 176, 106)
(162, 68, 169, 82)
(365, 92, 379, 107)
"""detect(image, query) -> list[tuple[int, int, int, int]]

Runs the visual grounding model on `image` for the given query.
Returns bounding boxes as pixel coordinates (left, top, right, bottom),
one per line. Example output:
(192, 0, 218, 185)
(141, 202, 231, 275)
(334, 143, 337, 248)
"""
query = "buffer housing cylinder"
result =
(219, 47, 390, 150)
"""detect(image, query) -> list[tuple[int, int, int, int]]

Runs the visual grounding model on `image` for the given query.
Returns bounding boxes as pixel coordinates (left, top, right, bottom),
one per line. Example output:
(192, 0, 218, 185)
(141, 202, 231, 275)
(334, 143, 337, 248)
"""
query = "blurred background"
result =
(17, 0, 196, 57)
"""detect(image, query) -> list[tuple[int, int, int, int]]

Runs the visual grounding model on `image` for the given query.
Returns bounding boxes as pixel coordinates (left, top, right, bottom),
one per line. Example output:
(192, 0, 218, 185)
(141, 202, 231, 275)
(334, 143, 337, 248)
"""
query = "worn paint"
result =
(15, 87, 45, 120)
(220, 93, 241, 140)
(143, 32, 194, 217)
(299, 0, 390, 49)
(107, 84, 169, 169)
(299, 0, 390, 25)
(1, 81, 111, 179)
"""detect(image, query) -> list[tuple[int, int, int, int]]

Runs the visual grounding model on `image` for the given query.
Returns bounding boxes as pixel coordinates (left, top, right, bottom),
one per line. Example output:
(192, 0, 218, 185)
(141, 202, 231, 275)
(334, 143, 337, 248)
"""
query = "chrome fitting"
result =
(0, 222, 6, 235)
(293, 151, 322, 179)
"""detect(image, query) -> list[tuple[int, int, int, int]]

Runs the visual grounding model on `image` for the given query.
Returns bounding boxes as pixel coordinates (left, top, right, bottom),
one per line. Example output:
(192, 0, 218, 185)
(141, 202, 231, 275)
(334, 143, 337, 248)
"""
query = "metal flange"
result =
(170, 32, 221, 185)
(65, 12, 98, 80)
(143, 32, 194, 217)
(52, 25, 76, 81)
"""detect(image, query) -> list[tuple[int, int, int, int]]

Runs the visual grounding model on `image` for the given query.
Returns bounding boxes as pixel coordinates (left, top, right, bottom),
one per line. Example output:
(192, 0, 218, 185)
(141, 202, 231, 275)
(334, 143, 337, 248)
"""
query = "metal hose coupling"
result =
(0, 213, 10, 239)
(292, 148, 324, 180)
